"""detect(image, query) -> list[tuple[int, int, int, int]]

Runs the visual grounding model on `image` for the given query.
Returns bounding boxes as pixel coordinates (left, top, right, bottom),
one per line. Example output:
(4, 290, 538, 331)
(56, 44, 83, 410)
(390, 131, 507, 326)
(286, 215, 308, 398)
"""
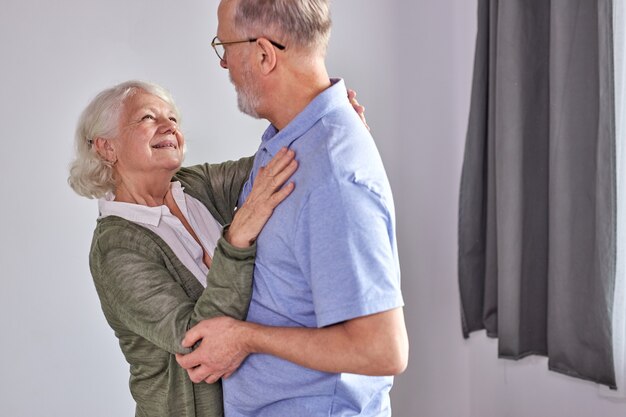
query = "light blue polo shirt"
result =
(223, 79, 404, 417)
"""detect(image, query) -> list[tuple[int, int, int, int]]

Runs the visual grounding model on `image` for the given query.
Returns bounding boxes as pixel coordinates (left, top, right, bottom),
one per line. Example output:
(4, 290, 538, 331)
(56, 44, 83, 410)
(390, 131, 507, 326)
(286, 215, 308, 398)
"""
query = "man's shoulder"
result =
(302, 111, 382, 170)
(299, 107, 373, 154)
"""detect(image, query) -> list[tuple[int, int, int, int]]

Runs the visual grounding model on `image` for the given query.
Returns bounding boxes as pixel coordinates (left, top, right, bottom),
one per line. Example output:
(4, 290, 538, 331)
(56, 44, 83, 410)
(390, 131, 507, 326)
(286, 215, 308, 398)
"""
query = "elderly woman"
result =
(67, 80, 297, 417)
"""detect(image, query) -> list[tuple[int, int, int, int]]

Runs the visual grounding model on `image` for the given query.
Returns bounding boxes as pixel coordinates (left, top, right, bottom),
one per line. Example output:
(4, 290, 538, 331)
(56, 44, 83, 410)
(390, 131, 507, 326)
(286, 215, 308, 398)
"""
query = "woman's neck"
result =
(114, 177, 172, 207)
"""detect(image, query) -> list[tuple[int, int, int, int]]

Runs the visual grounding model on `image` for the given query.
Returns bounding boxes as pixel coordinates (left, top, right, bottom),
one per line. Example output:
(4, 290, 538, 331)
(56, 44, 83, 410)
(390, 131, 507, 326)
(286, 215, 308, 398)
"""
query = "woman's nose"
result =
(159, 118, 177, 134)
(220, 57, 228, 69)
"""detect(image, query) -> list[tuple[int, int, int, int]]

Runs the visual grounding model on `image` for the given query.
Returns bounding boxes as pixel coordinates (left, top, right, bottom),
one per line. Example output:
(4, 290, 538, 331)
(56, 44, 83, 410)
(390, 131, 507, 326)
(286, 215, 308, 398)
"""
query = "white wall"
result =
(1, 1, 625, 416)
(390, 1, 476, 416)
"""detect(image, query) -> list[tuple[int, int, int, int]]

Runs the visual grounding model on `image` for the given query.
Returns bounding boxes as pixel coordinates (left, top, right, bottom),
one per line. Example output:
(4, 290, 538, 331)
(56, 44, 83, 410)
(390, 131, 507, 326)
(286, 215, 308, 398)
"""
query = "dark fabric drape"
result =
(458, 0, 617, 388)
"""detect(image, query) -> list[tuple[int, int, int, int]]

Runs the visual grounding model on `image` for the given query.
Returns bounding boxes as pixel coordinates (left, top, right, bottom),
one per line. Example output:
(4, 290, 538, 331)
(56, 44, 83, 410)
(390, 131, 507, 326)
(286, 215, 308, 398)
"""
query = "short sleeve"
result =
(293, 179, 403, 327)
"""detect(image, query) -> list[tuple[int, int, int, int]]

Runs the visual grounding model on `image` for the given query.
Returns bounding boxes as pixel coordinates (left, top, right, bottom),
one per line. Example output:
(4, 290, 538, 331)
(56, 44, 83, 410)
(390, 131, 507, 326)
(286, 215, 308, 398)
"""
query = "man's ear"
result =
(93, 138, 117, 164)
(256, 38, 278, 75)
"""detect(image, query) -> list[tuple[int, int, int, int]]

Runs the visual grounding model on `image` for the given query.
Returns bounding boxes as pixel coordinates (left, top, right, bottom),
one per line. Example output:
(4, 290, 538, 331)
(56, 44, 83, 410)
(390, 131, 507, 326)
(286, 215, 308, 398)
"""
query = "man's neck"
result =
(262, 62, 331, 131)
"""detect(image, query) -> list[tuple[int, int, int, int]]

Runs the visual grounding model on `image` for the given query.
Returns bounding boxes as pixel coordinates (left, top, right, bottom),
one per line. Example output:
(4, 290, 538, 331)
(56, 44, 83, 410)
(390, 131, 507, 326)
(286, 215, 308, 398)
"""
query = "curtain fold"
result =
(459, 0, 617, 388)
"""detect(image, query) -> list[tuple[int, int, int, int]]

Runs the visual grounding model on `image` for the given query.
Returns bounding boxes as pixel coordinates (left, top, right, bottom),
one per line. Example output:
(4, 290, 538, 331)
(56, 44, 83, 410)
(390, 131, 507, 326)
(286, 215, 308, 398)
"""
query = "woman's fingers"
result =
(263, 147, 294, 177)
(224, 149, 298, 248)
(268, 181, 295, 207)
(347, 88, 370, 131)
(254, 149, 297, 195)
(269, 159, 298, 191)
(262, 149, 295, 182)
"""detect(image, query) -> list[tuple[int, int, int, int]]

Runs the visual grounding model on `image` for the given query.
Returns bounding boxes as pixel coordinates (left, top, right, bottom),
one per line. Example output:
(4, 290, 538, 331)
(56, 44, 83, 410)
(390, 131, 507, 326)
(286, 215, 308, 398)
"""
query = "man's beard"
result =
(231, 65, 261, 118)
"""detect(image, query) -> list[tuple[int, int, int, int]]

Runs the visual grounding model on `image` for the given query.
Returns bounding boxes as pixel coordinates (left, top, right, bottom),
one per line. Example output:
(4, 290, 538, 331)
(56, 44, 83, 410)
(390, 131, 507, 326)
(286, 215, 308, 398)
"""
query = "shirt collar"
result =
(260, 78, 347, 157)
(98, 181, 184, 227)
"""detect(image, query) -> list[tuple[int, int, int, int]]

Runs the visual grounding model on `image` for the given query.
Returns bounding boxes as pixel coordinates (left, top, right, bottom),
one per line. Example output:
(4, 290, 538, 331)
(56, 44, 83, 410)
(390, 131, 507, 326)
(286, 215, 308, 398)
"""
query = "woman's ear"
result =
(256, 38, 278, 75)
(93, 138, 117, 164)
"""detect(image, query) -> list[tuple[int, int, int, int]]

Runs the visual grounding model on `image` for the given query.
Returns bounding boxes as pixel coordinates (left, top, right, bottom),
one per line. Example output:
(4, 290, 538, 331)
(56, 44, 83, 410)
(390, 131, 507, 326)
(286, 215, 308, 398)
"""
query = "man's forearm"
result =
(177, 307, 409, 382)
(240, 307, 408, 376)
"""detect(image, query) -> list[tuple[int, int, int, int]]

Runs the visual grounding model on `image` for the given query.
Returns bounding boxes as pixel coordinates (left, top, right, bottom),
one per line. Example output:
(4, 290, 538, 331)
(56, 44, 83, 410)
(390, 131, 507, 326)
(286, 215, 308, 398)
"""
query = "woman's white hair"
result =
(234, 0, 332, 53)
(67, 80, 180, 199)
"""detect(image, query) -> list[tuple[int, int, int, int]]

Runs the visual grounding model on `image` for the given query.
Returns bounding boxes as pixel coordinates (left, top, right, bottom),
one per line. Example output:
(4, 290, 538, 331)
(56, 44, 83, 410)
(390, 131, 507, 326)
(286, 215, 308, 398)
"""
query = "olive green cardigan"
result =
(89, 157, 253, 417)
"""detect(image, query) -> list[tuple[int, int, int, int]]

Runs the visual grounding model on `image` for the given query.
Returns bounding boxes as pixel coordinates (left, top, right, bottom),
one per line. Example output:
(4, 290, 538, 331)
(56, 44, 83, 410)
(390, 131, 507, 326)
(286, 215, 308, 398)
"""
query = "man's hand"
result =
(175, 316, 250, 384)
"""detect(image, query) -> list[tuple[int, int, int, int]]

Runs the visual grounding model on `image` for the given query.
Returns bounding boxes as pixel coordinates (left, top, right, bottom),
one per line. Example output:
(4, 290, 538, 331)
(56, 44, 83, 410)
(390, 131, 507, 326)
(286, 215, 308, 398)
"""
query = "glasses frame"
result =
(211, 36, 286, 61)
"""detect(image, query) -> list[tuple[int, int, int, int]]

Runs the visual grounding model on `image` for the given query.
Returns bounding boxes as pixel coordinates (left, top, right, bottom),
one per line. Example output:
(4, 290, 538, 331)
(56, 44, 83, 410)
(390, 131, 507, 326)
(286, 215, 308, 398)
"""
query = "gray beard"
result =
(236, 86, 261, 118)
(231, 70, 261, 119)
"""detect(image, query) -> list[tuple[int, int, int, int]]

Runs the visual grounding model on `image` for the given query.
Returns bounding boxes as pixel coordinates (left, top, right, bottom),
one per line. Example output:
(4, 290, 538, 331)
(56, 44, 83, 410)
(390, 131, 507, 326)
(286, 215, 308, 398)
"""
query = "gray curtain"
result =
(458, 0, 617, 388)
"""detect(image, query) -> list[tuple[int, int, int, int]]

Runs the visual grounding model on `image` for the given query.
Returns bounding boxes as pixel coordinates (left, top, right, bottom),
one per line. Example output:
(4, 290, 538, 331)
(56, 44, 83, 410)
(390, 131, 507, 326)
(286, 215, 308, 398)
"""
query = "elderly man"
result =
(177, 0, 409, 416)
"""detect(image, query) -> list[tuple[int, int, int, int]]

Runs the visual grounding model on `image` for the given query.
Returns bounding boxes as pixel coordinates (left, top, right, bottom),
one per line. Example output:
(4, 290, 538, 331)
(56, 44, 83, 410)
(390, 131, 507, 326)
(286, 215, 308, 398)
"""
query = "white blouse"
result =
(97, 181, 223, 287)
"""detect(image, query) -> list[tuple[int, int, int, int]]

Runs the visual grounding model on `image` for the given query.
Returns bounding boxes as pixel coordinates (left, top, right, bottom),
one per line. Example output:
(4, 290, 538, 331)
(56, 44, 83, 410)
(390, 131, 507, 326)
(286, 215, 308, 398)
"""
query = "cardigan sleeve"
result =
(90, 221, 255, 355)
(175, 156, 254, 224)
(194, 227, 255, 322)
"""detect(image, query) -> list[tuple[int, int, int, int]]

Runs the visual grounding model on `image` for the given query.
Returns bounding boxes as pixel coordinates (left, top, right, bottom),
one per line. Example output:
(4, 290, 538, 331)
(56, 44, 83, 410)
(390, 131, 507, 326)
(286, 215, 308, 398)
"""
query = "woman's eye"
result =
(141, 114, 155, 121)
(169, 117, 178, 123)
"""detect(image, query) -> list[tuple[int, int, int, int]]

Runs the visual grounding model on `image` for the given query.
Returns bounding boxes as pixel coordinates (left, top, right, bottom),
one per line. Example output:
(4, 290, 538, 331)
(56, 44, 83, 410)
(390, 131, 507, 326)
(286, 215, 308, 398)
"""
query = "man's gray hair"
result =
(234, 0, 332, 52)
(68, 80, 180, 199)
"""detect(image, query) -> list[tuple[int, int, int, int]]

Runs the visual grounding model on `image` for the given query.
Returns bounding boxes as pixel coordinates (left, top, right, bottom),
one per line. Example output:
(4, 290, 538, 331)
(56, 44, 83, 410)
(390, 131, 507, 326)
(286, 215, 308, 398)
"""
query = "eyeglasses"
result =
(211, 35, 286, 61)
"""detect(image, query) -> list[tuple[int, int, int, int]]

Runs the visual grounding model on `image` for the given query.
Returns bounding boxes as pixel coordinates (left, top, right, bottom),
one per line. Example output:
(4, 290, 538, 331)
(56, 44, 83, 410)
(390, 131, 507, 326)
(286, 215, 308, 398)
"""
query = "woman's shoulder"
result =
(174, 157, 254, 191)
(90, 216, 165, 256)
